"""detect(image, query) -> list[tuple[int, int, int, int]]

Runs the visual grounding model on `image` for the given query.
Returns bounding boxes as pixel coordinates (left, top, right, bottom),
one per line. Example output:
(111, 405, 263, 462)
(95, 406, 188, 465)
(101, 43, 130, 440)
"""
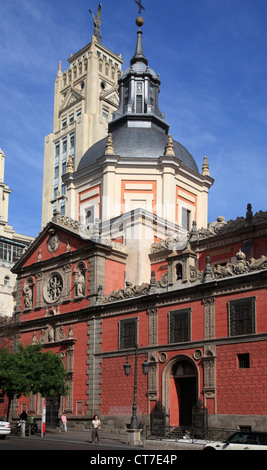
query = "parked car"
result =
(203, 431, 267, 450)
(0, 418, 11, 439)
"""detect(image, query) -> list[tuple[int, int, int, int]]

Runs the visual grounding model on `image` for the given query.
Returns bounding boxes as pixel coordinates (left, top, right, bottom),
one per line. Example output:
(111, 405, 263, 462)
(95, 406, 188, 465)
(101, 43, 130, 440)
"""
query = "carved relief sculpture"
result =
(47, 232, 60, 254)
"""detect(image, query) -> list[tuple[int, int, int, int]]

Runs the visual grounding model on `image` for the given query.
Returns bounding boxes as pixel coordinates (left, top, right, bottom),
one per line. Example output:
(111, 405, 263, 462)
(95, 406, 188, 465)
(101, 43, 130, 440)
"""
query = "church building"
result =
(5, 7, 267, 433)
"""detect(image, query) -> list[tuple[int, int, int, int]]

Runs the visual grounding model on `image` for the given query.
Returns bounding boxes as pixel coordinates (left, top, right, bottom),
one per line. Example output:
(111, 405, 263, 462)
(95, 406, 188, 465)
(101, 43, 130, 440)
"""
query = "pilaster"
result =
(86, 318, 103, 417)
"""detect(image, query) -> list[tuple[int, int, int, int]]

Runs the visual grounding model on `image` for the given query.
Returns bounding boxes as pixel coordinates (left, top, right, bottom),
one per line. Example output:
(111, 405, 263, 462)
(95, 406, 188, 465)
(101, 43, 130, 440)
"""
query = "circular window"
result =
(43, 272, 63, 304)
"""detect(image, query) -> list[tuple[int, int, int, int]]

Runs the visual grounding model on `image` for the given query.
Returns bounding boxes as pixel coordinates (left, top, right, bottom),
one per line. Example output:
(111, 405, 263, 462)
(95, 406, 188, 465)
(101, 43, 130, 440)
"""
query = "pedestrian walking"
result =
(59, 412, 67, 432)
(91, 415, 101, 444)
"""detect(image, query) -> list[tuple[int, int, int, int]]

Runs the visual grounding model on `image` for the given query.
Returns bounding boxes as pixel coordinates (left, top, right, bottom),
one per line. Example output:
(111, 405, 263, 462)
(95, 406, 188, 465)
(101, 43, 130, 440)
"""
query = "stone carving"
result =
(89, 4, 102, 44)
(98, 250, 267, 304)
(156, 272, 168, 288)
(101, 238, 127, 253)
(40, 329, 46, 344)
(23, 278, 34, 309)
(102, 280, 150, 303)
(52, 214, 127, 252)
(45, 305, 60, 316)
(47, 232, 60, 253)
(48, 325, 55, 342)
(151, 205, 267, 250)
(193, 205, 267, 241)
(214, 251, 267, 279)
(24, 283, 33, 309)
(249, 255, 267, 271)
(47, 274, 63, 301)
(151, 231, 188, 253)
(43, 272, 64, 304)
(68, 325, 74, 339)
(74, 269, 85, 297)
(58, 326, 67, 341)
(34, 324, 74, 346)
(189, 266, 203, 282)
(32, 331, 37, 344)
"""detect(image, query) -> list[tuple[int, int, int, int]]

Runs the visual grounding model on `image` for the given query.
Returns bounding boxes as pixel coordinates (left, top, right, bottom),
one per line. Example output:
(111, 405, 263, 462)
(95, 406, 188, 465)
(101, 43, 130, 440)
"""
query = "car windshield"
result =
(228, 433, 259, 445)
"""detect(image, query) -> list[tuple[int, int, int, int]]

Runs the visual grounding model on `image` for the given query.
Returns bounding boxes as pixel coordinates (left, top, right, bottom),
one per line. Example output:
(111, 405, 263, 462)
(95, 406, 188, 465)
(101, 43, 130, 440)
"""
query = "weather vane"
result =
(135, 0, 145, 15)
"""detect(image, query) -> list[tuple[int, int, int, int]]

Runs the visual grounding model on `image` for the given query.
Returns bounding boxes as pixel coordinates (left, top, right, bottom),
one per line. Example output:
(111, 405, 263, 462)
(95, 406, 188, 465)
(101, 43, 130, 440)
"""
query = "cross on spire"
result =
(135, 0, 145, 15)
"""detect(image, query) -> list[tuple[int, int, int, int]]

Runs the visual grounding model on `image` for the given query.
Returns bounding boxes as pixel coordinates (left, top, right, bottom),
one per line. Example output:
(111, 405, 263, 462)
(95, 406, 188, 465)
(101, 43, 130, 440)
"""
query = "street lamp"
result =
(123, 344, 150, 429)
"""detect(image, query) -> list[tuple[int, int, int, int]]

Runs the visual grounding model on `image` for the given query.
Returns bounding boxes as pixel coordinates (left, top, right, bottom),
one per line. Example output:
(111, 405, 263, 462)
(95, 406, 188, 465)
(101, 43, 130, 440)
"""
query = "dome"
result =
(77, 124, 199, 173)
(122, 62, 158, 80)
(77, 25, 199, 175)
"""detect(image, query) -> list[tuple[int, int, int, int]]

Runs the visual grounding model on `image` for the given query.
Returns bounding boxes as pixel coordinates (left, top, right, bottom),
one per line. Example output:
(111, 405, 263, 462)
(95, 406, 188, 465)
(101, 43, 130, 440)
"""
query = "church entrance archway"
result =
(162, 356, 198, 427)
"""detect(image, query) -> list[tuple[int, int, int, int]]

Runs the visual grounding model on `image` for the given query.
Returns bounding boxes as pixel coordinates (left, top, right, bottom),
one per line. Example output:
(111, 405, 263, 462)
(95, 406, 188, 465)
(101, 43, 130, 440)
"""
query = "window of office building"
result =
(62, 138, 67, 157)
(70, 133, 75, 155)
(55, 142, 60, 164)
(0, 242, 23, 263)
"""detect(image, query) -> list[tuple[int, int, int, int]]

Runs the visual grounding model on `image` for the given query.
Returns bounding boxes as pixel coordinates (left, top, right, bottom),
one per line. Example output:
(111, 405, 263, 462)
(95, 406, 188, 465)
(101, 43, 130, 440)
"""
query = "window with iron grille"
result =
(119, 318, 138, 350)
(229, 297, 256, 337)
(169, 309, 191, 344)
(238, 353, 250, 369)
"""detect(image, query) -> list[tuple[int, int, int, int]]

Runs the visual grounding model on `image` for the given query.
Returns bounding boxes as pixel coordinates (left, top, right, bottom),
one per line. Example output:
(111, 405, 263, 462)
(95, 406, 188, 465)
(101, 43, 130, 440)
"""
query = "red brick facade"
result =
(0, 208, 266, 433)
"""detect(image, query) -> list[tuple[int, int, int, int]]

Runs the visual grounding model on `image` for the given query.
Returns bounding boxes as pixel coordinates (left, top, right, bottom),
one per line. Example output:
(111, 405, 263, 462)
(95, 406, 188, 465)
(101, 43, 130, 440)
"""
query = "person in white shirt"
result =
(91, 415, 101, 444)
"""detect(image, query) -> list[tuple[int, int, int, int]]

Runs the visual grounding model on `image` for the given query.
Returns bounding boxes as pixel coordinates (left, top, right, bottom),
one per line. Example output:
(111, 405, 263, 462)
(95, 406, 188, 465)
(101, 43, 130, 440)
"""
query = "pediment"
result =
(100, 86, 119, 106)
(12, 219, 95, 272)
(60, 87, 85, 112)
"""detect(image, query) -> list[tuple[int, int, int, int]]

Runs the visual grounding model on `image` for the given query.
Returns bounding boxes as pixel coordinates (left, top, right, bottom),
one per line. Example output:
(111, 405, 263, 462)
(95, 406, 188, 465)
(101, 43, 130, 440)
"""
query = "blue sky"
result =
(0, 0, 267, 237)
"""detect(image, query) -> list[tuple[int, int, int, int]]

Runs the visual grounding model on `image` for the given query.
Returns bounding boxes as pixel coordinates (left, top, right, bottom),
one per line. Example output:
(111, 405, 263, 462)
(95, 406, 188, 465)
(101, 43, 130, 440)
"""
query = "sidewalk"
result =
(30, 428, 204, 450)
(37, 428, 131, 448)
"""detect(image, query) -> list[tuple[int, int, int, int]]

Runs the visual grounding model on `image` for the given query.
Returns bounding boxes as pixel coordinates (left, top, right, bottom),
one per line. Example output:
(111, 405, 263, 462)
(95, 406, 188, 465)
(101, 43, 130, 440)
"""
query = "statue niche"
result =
(23, 277, 35, 310)
(73, 262, 86, 298)
(168, 244, 197, 284)
(176, 263, 183, 280)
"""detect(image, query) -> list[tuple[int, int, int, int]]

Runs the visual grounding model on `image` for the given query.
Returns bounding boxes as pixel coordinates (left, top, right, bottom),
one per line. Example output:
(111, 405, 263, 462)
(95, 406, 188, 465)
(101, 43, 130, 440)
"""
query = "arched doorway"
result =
(162, 356, 198, 427)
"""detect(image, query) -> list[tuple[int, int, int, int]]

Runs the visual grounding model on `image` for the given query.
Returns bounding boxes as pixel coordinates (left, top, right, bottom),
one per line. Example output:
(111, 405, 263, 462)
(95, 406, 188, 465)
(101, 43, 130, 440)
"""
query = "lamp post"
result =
(123, 344, 150, 430)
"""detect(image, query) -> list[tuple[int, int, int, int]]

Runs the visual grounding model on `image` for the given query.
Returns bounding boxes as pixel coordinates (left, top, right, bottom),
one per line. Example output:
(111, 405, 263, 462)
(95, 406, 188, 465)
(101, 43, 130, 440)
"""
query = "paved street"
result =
(0, 435, 92, 450)
(0, 429, 193, 467)
(0, 429, 138, 450)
